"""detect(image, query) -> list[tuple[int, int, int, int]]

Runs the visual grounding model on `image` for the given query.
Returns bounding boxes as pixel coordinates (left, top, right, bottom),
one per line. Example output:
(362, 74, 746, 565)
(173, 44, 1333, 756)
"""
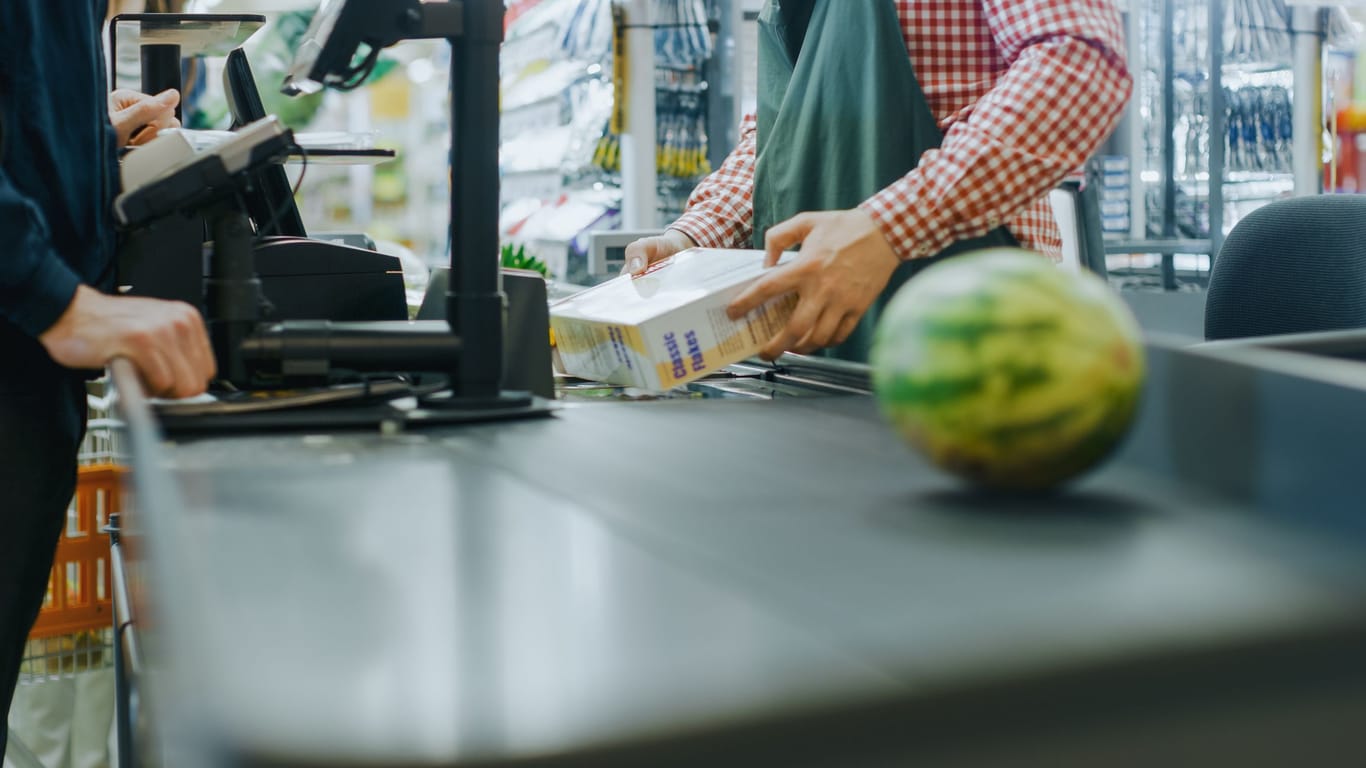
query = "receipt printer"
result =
(115, 118, 406, 323)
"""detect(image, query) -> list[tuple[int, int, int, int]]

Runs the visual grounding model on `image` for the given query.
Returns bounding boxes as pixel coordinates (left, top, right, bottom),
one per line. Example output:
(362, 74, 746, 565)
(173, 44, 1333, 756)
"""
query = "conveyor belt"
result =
(114, 340, 1366, 766)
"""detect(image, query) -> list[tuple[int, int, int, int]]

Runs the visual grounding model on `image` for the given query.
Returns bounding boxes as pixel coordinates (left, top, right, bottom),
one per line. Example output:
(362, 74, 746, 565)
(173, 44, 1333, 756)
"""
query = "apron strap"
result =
(752, 0, 1016, 361)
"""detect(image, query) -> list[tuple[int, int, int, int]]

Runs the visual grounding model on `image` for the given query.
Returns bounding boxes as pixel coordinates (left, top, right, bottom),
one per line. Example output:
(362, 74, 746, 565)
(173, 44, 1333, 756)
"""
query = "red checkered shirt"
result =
(670, 0, 1132, 261)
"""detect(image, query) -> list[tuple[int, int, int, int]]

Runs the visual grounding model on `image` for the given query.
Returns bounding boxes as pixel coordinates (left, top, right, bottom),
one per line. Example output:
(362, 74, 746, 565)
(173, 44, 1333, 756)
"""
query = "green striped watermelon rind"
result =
(870, 249, 1145, 492)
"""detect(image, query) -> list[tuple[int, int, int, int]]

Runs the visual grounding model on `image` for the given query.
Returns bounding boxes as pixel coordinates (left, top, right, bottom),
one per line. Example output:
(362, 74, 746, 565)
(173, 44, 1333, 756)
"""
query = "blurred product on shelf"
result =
(501, 0, 618, 280)
(653, 0, 713, 70)
(1220, 0, 1354, 74)
(501, 243, 553, 279)
(1224, 79, 1292, 175)
(501, 0, 724, 281)
(560, 0, 614, 60)
(1116, 0, 1360, 292)
(1223, 0, 1290, 68)
(1138, 0, 1296, 246)
(1097, 155, 1131, 240)
(1333, 103, 1366, 193)
(502, 190, 621, 285)
(1325, 6, 1360, 51)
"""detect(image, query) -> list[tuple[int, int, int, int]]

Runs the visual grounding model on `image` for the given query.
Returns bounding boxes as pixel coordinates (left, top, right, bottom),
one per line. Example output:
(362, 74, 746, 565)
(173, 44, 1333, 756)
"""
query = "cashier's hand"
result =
(110, 89, 180, 149)
(40, 286, 216, 399)
(727, 209, 900, 361)
(622, 229, 697, 275)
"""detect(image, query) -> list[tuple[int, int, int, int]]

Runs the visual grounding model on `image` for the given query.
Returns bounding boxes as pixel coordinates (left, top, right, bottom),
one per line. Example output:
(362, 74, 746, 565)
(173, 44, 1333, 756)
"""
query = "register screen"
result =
(284, 0, 345, 94)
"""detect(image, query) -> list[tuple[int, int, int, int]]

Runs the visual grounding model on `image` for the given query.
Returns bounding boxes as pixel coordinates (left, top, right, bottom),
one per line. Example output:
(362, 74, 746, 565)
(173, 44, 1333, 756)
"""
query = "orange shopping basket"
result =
(12, 464, 125, 765)
(28, 465, 124, 642)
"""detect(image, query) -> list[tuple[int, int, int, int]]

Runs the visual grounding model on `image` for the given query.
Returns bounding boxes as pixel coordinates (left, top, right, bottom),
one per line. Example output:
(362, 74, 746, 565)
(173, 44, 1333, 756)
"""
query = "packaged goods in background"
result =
(550, 249, 796, 391)
(1098, 154, 1131, 240)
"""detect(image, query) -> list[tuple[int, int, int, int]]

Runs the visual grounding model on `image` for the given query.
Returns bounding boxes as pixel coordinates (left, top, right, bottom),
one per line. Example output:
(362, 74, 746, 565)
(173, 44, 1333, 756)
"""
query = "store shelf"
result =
(1126, 0, 1320, 285)
(1221, 61, 1294, 75)
(1104, 238, 1213, 255)
(497, 0, 729, 281)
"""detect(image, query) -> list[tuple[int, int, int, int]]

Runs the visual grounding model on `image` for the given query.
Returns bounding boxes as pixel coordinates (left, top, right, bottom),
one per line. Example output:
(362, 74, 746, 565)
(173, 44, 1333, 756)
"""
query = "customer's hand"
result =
(622, 229, 697, 275)
(726, 209, 900, 360)
(110, 89, 180, 148)
(40, 286, 216, 398)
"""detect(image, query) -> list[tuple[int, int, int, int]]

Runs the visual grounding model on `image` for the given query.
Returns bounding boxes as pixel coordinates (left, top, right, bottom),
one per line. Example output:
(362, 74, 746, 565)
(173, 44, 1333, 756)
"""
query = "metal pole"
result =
(447, 0, 505, 398)
(140, 43, 183, 122)
(1128, 0, 1145, 242)
(1161, 0, 1177, 290)
(109, 516, 139, 768)
(621, 0, 659, 229)
(3, 728, 46, 768)
(706, 0, 742, 169)
(1291, 5, 1323, 196)
(205, 209, 263, 386)
(1209, 0, 1226, 262)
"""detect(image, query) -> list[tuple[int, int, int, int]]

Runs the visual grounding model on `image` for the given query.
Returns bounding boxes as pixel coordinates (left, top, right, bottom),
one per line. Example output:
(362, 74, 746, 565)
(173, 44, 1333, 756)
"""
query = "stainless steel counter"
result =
(111, 338, 1366, 766)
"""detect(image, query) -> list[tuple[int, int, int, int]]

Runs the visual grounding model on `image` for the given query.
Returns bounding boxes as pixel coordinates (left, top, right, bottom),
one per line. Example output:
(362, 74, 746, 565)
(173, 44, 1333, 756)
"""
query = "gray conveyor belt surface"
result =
(117, 341, 1366, 766)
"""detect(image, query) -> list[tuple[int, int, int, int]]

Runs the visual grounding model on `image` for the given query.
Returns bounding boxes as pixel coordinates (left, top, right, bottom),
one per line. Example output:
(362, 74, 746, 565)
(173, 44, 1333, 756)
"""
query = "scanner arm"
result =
(114, 116, 463, 388)
(114, 117, 294, 229)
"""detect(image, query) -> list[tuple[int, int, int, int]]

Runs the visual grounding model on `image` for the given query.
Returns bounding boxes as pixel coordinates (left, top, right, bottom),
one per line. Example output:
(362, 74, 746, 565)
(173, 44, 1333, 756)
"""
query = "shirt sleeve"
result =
(670, 113, 758, 249)
(861, 0, 1132, 260)
(0, 165, 81, 337)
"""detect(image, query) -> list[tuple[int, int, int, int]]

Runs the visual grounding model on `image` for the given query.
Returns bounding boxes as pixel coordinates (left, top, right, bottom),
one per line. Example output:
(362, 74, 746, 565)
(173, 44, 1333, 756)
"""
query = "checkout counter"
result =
(107, 332, 1366, 767)
(98, 1, 1366, 763)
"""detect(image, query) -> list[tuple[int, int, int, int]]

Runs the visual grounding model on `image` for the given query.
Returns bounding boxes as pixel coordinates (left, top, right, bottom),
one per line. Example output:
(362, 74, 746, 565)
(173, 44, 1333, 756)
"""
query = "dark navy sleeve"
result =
(0, 0, 101, 339)
(0, 164, 82, 338)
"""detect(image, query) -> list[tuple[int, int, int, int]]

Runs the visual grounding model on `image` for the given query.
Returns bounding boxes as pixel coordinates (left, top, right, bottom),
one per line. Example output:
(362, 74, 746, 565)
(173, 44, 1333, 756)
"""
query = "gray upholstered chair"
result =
(1205, 195, 1366, 340)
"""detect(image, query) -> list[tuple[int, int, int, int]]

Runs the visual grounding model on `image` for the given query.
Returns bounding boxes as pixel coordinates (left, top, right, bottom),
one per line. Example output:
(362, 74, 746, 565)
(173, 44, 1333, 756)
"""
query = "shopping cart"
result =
(6, 382, 124, 768)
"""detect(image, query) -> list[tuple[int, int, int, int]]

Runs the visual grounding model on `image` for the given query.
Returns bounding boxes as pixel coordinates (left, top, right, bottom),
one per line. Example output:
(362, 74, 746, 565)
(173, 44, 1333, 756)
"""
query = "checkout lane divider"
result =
(108, 358, 220, 763)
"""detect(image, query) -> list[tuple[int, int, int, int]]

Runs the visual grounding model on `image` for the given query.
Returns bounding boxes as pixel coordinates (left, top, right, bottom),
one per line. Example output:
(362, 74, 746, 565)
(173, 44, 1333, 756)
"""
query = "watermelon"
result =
(870, 248, 1145, 492)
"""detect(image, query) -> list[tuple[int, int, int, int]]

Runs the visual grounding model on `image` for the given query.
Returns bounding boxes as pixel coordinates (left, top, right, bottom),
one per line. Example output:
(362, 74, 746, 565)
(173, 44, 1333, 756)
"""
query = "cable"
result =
(333, 46, 381, 92)
(253, 142, 308, 242)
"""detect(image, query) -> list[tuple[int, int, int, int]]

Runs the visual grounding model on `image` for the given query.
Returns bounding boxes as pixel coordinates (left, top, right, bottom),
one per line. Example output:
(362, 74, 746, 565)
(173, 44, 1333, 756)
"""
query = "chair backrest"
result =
(1205, 195, 1366, 341)
(1049, 175, 1110, 279)
(1047, 187, 1082, 273)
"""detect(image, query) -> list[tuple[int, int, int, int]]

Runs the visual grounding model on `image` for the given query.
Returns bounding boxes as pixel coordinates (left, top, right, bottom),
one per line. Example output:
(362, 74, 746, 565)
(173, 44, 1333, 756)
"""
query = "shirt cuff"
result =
(1, 246, 81, 338)
(669, 213, 728, 250)
(860, 176, 958, 262)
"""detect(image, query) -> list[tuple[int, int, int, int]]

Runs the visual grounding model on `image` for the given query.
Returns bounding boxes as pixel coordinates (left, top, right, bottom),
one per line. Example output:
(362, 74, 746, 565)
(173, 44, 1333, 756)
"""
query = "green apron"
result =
(753, 0, 1017, 361)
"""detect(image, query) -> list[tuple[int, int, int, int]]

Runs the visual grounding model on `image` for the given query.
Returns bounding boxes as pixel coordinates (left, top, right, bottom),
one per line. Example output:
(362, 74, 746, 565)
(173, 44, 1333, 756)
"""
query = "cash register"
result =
(113, 0, 552, 429)
(116, 42, 407, 325)
(223, 46, 408, 324)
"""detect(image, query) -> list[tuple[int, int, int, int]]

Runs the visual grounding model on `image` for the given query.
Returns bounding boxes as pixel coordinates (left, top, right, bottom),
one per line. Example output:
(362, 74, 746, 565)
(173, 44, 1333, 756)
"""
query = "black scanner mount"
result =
(115, 1, 547, 423)
(116, 116, 462, 389)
